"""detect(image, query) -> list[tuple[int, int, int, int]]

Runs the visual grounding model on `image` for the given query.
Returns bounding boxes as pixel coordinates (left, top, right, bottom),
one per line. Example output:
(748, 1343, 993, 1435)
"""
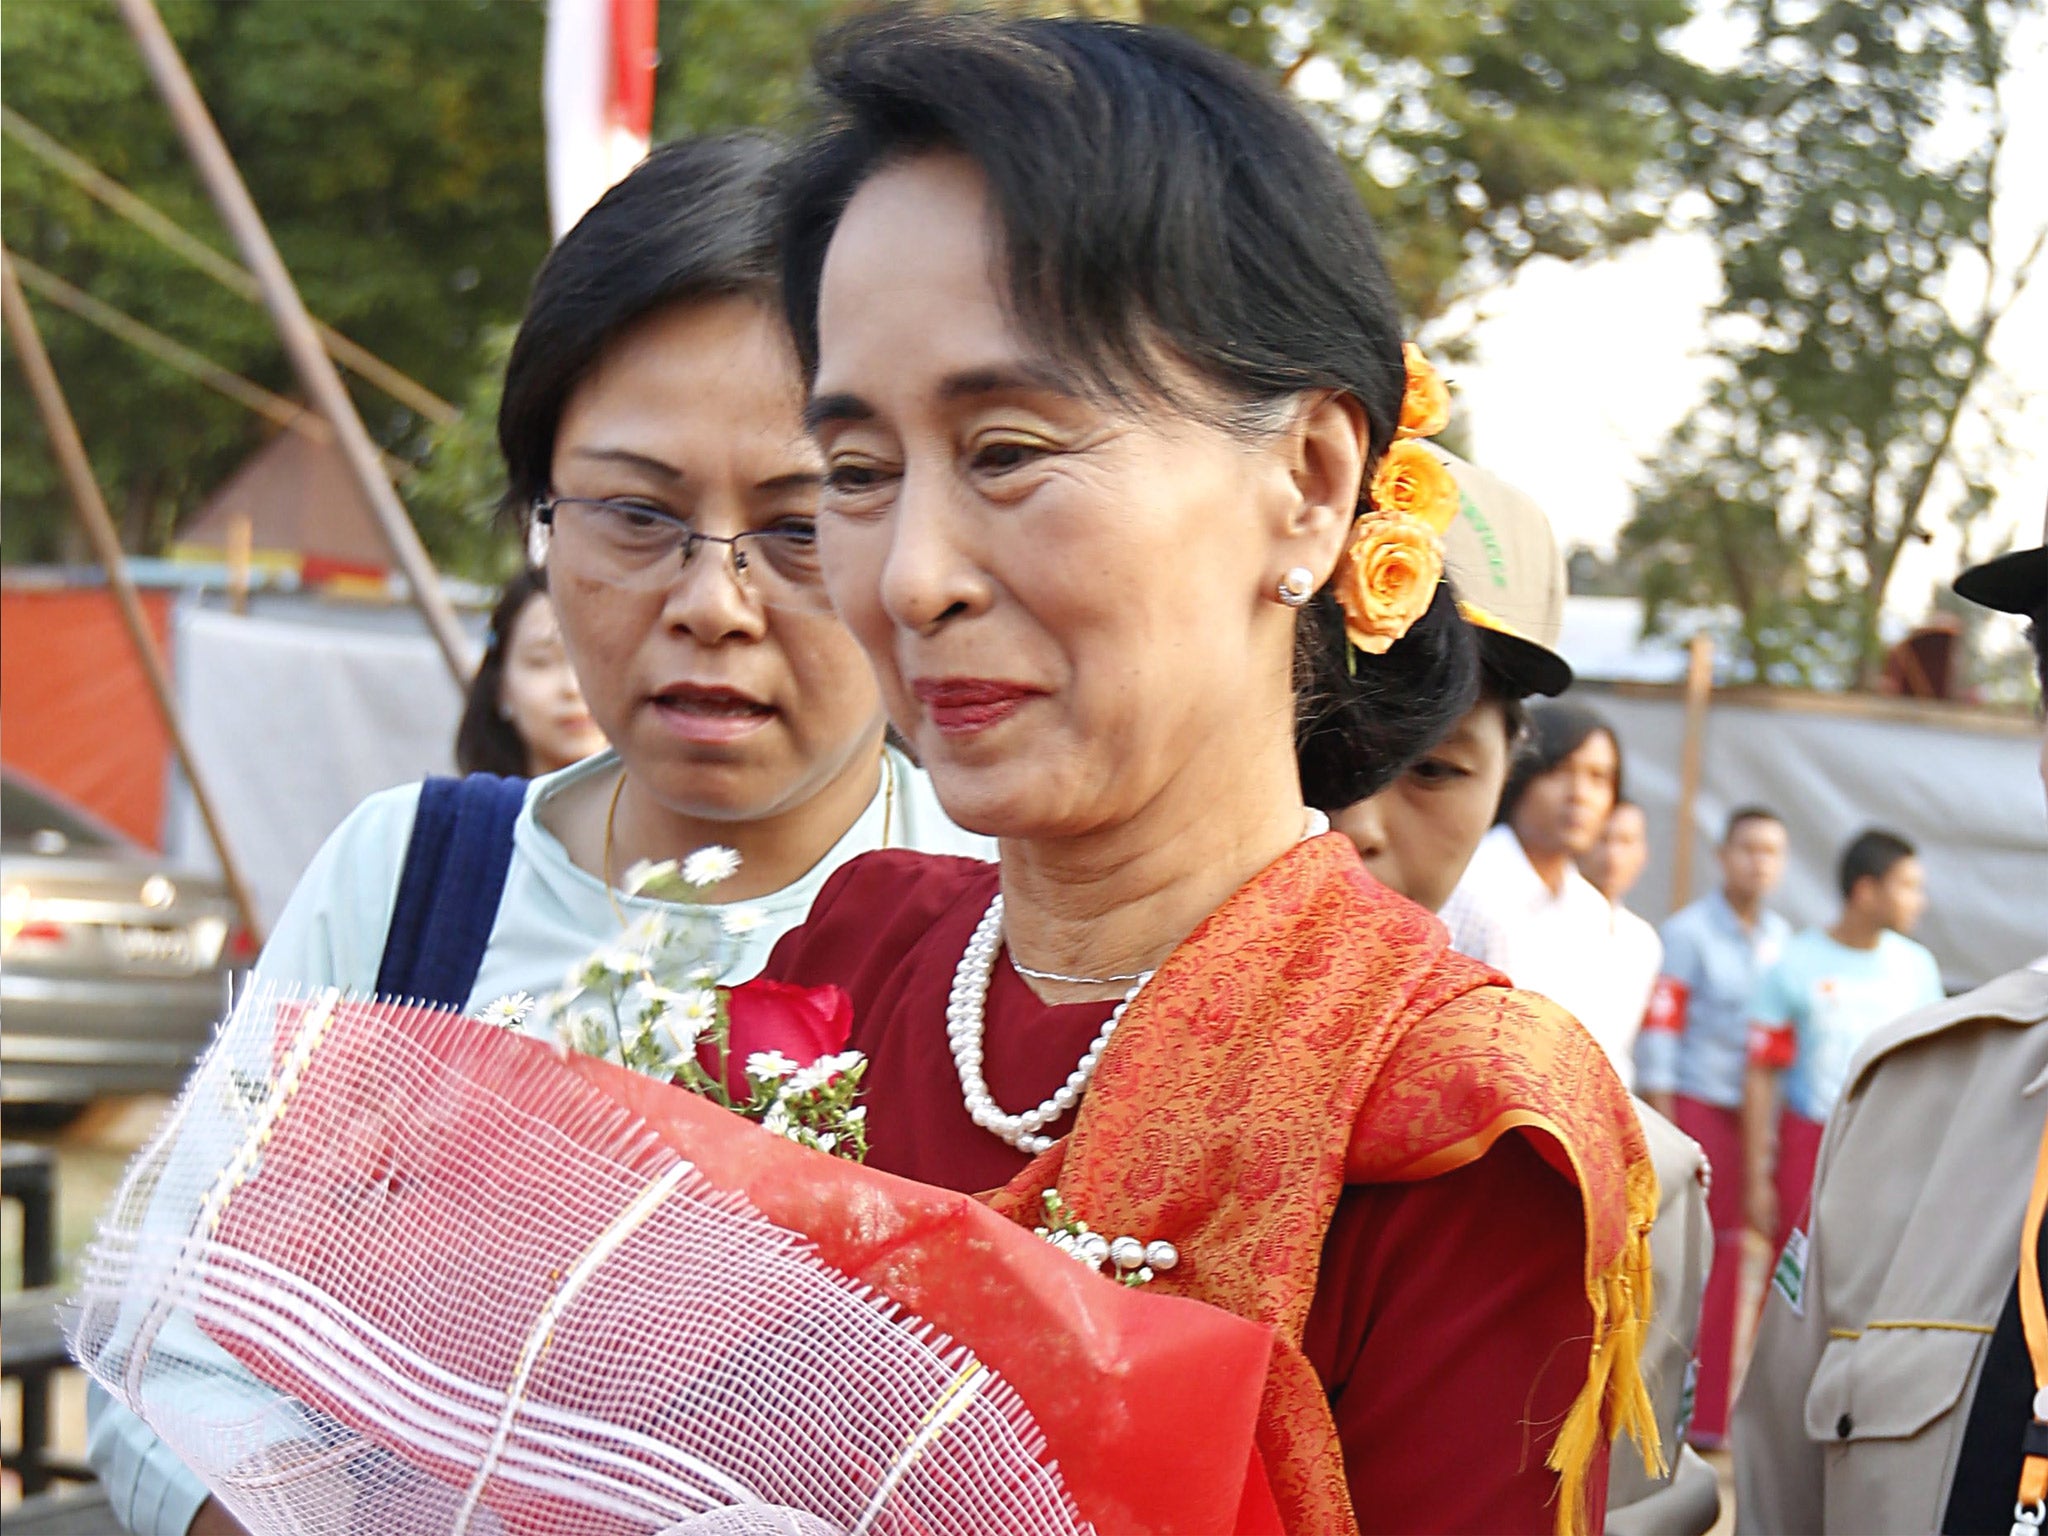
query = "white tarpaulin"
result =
(160, 601, 2042, 988)
(165, 603, 463, 930)
(1578, 683, 2046, 990)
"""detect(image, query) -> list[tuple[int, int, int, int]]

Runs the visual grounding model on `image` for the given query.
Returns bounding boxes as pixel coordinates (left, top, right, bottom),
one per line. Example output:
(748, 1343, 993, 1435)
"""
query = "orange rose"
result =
(1332, 512, 1445, 656)
(1369, 439, 1461, 535)
(1395, 342, 1451, 440)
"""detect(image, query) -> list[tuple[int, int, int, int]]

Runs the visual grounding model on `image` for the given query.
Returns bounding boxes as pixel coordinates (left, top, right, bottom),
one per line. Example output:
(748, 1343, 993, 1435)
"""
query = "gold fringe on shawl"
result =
(1547, 1149, 1664, 1536)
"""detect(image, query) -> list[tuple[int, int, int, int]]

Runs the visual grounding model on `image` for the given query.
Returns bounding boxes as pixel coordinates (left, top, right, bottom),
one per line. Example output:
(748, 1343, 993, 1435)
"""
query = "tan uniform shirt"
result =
(1609, 1099, 1721, 1536)
(1735, 965, 2048, 1534)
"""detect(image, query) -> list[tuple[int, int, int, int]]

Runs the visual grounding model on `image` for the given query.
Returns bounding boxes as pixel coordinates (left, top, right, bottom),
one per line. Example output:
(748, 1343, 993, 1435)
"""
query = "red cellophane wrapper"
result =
(180, 995, 1275, 1536)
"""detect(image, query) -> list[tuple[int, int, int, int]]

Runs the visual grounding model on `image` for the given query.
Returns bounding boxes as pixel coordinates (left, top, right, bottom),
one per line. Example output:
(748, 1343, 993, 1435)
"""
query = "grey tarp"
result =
(161, 604, 2045, 986)
(1580, 682, 2046, 989)
(165, 602, 463, 929)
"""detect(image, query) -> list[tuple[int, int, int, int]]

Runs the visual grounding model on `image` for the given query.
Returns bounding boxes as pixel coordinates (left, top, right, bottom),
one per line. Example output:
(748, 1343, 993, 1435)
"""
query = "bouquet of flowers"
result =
(491, 847, 868, 1161)
(65, 847, 1282, 1536)
(68, 984, 1278, 1536)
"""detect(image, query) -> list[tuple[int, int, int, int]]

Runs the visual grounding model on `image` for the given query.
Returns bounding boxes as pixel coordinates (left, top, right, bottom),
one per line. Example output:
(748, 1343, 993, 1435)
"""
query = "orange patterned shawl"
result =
(985, 832, 1660, 1536)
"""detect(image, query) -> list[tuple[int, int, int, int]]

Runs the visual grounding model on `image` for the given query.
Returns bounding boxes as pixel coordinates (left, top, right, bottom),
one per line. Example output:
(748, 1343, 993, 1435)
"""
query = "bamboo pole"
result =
(1670, 633, 1717, 909)
(0, 104, 459, 427)
(1, 249, 264, 943)
(9, 253, 411, 477)
(114, 0, 472, 686)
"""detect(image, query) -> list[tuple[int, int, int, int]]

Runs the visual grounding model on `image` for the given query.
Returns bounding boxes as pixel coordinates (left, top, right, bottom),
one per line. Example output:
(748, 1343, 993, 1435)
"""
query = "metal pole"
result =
(114, 0, 473, 686)
(1670, 633, 1717, 909)
(1, 250, 264, 942)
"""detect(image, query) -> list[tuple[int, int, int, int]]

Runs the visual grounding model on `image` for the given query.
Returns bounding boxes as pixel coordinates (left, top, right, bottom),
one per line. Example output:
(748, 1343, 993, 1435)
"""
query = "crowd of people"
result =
(74, 10, 2046, 1536)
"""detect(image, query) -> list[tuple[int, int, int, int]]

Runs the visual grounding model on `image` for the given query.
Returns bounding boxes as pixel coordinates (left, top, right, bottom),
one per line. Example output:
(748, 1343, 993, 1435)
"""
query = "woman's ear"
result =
(1277, 391, 1368, 581)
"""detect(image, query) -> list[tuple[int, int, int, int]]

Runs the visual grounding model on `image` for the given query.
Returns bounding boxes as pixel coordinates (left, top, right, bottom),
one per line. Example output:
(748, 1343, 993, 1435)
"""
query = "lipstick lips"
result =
(912, 677, 1045, 735)
(649, 682, 776, 745)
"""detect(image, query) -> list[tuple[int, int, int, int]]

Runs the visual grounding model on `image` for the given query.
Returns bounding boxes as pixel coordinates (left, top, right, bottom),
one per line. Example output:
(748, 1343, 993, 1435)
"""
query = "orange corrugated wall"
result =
(0, 586, 174, 849)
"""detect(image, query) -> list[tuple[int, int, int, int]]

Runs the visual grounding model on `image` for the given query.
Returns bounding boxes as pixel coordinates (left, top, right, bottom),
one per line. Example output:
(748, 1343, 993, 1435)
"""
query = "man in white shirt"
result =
(1582, 798, 1666, 1048)
(1441, 703, 1659, 1086)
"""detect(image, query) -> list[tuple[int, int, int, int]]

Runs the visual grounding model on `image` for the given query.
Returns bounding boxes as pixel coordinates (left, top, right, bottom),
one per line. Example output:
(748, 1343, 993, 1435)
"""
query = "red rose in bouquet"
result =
(699, 977, 855, 1100)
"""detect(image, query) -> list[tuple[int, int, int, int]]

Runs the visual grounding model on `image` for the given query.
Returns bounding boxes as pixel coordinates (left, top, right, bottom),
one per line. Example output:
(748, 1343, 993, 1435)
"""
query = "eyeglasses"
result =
(532, 495, 832, 614)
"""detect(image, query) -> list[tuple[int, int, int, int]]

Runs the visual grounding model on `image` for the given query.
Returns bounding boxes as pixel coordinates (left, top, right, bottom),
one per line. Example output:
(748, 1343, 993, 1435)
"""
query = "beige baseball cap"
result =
(1425, 445, 1574, 697)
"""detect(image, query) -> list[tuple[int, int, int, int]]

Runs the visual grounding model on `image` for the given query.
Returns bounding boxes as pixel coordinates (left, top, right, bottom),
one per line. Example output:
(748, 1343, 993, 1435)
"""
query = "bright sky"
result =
(1448, 6, 2048, 633)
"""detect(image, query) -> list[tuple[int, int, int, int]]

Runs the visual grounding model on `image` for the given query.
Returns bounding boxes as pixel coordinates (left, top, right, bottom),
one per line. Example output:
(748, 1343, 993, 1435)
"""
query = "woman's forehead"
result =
(813, 156, 1034, 394)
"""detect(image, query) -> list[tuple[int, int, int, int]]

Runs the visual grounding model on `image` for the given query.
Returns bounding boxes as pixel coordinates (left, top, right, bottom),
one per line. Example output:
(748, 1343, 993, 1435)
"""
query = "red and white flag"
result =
(543, 0, 658, 240)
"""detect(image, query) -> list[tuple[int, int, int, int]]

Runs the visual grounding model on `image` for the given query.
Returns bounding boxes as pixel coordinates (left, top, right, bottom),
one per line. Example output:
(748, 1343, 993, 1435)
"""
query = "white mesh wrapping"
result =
(68, 986, 1091, 1536)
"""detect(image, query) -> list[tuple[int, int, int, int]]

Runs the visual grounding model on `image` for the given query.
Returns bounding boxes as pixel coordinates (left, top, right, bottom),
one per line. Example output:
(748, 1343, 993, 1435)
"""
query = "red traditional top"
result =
(765, 846, 1654, 1535)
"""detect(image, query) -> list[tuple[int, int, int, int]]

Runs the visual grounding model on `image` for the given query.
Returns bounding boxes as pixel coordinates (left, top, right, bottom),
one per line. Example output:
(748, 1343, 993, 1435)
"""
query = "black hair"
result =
(777, 8, 1477, 807)
(456, 568, 549, 778)
(1838, 828, 1916, 899)
(1476, 663, 1533, 759)
(1724, 804, 1783, 843)
(1495, 701, 1621, 827)
(2030, 596, 2047, 700)
(498, 134, 784, 514)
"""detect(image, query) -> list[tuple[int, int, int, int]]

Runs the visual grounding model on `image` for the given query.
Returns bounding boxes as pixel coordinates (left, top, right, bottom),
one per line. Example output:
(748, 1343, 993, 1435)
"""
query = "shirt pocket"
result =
(1804, 1327, 1985, 1529)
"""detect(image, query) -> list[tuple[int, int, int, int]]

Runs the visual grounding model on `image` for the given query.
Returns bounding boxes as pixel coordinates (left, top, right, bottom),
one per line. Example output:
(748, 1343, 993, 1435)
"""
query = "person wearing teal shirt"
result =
(1742, 828, 1944, 1253)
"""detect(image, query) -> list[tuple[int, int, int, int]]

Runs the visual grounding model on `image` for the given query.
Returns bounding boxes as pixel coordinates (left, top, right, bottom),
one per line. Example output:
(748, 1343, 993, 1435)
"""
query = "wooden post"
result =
(226, 512, 252, 616)
(1670, 633, 1717, 910)
(2, 250, 263, 942)
(114, 0, 472, 686)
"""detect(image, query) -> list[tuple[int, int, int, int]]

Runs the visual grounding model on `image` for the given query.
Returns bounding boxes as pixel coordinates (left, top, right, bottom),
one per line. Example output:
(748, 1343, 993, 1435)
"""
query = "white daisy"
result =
(746, 1049, 797, 1083)
(478, 992, 535, 1029)
(719, 906, 766, 937)
(681, 845, 742, 888)
(621, 858, 679, 897)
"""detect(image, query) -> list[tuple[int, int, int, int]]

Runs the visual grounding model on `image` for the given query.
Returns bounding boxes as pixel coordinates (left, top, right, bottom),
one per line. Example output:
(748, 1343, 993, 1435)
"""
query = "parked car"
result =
(1, 770, 250, 1107)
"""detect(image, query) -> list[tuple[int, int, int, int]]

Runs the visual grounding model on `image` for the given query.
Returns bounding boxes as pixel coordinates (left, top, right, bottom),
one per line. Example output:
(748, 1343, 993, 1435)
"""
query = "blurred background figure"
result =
(1742, 828, 1944, 1253)
(454, 568, 607, 778)
(1583, 797, 1651, 905)
(1441, 701, 1662, 1085)
(1637, 805, 1790, 1451)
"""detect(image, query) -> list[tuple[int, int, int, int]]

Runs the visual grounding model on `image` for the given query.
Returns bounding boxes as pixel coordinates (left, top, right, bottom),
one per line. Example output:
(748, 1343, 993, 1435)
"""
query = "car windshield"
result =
(1, 777, 120, 854)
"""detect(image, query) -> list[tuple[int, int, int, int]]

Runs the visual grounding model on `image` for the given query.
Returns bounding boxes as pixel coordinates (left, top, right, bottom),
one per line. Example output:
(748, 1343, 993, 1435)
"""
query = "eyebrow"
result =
(563, 446, 683, 482)
(565, 447, 821, 496)
(803, 360, 1081, 434)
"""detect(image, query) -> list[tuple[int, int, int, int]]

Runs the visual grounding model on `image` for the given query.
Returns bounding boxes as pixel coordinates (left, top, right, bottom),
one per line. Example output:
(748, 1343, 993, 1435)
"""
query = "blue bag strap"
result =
(373, 773, 527, 1008)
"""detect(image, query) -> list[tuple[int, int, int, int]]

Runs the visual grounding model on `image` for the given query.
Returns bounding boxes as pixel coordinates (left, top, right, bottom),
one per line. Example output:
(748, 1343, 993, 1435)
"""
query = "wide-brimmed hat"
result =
(1953, 501, 2046, 616)
(1429, 446, 1575, 698)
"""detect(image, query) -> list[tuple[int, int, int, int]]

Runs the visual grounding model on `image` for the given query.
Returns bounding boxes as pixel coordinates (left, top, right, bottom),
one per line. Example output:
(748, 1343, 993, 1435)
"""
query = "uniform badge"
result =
(1772, 1227, 1809, 1316)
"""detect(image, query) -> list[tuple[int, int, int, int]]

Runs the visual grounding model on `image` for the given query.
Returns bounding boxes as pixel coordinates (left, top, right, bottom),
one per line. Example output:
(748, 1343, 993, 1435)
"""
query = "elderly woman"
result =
(758, 13, 1657, 1536)
(87, 133, 987, 1536)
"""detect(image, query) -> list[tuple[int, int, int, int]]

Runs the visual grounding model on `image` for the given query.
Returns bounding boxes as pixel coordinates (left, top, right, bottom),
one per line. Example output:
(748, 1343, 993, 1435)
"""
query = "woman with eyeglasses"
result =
(85, 134, 987, 1536)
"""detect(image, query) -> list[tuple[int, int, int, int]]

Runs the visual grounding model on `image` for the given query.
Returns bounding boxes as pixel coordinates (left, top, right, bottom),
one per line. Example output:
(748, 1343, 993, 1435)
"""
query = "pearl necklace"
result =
(948, 893, 1151, 1155)
(949, 809, 1331, 1154)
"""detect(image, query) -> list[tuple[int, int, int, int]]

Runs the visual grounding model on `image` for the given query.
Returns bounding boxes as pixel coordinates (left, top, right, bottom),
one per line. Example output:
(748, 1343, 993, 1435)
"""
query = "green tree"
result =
(656, 0, 1724, 325)
(1140, 0, 1720, 325)
(8, 0, 1724, 573)
(1, 0, 549, 567)
(1618, 0, 2042, 687)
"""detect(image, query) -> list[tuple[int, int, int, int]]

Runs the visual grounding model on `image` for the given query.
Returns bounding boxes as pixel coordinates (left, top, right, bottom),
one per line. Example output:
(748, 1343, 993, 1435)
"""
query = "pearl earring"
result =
(526, 517, 551, 568)
(1275, 567, 1316, 608)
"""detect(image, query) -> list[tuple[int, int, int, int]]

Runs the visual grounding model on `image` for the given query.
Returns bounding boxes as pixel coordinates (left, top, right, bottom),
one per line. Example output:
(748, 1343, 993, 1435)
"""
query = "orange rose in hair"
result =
(1368, 442, 1466, 536)
(1395, 342, 1451, 440)
(1369, 439, 1461, 534)
(1332, 513, 1446, 655)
